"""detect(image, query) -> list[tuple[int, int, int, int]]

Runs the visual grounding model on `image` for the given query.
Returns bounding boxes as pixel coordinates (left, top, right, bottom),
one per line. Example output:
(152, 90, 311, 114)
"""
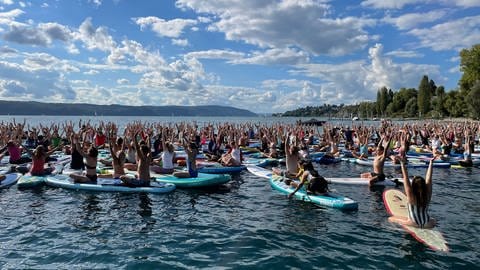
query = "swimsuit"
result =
(371, 172, 385, 181)
(408, 203, 430, 228)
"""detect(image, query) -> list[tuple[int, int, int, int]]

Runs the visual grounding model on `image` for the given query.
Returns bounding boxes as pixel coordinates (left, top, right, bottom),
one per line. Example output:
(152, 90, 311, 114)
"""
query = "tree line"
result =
(277, 44, 480, 119)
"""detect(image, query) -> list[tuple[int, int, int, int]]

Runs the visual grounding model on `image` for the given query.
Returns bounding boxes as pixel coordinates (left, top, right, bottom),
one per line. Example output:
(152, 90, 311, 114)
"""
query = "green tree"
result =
(390, 88, 417, 115)
(405, 97, 418, 117)
(459, 44, 480, 92)
(417, 75, 432, 117)
(377, 86, 389, 116)
(466, 81, 480, 119)
(434, 86, 446, 116)
(444, 91, 467, 117)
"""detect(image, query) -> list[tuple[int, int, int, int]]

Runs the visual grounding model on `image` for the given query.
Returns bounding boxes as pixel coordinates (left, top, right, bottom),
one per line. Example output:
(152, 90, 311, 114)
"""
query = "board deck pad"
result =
(383, 189, 449, 252)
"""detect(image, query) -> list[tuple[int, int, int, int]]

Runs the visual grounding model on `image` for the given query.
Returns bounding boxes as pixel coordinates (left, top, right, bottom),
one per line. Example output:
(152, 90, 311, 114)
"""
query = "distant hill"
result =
(0, 100, 258, 117)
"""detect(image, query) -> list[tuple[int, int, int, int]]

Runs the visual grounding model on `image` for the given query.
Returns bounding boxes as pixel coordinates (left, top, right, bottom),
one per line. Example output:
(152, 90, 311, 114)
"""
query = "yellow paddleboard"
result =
(383, 189, 449, 252)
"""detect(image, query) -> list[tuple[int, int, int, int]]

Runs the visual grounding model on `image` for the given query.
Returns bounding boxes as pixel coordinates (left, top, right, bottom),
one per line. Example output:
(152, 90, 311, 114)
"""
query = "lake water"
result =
(0, 116, 479, 269)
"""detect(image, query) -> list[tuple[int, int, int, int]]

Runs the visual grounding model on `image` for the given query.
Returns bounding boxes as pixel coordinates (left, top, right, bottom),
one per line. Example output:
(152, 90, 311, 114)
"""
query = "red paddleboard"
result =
(383, 189, 449, 252)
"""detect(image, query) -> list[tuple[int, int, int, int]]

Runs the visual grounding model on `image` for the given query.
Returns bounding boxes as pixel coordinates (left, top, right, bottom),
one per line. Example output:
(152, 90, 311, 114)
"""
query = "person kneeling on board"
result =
(287, 159, 329, 198)
(388, 135, 437, 229)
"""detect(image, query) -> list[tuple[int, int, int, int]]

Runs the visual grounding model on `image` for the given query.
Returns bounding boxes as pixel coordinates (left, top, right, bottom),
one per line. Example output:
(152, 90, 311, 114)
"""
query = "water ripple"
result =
(0, 167, 479, 268)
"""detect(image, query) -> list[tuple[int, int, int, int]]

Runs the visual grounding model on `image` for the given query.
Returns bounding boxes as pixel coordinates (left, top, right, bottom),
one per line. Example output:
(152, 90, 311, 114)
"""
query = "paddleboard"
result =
(17, 175, 47, 188)
(383, 189, 448, 252)
(325, 177, 400, 186)
(153, 173, 231, 188)
(269, 174, 358, 210)
(0, 173, 21, 188)
(46, 175, 176, 194)
(198, 165, 246, 174)
(246, 165, 273, 179)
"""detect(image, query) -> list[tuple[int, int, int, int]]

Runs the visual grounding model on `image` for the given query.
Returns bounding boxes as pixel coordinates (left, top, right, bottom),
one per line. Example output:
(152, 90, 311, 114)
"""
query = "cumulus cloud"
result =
(361, 0, 423, 9)
(0, 8, 25, 25)
(0, 0, 14, 5)
(232, 47, 309, 65)
(0, 45, 16, 54)
(0, 60, 76, 100)
(289, 43, 441, 105)
(2, 22, 72, 46)
(408, 15, 480, 51)
(176, 0, 374, 56)
(383, 10, 447, 30)
(385, 50, 424, 58)
(117, 78, 129, 84)
(76, 17, 116, 52)
(89, 0, 102, 7)
(362, 0, 480, 9)
(134, 16, 196, 38)
(185, 49, 245, 60)
(139, 60, 204, 92)
(172, 38, 188, 46)
(84, 69, 99, 75)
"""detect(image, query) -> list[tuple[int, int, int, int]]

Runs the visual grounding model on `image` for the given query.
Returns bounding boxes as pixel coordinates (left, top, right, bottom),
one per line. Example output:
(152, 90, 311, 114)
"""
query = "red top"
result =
(30, 156, 46, 175)
(95, 133, 106, 147)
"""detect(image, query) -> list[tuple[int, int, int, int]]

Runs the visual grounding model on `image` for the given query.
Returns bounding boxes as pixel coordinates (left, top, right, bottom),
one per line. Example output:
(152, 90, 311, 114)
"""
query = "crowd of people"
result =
(1, 118, 479, 228)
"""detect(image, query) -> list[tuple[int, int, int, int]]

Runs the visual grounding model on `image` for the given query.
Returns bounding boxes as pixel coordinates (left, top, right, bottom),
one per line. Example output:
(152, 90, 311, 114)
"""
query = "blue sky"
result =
(0, 0, 479, 113)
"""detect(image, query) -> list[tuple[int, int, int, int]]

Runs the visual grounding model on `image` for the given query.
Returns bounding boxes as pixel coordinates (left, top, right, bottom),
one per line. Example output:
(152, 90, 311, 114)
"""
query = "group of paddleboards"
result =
(245, 159, 451, 252)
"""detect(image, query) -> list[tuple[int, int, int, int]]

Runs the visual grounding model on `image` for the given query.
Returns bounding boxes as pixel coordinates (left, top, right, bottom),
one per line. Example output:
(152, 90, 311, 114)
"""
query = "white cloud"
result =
(76, 17, 116, 52)
(445, 0, 480, 7)
(288, 43, 441, 105)
(172, 38, 188, 46)
(0, 60, 76, 100)
(383, 10, 447, 30)
(84, 69, 99, 75)
(361, 0, 423, 9)
(385, 50, 424, 58)
(117, 78, 129, 84)
(448, 67, 459, 73)
(232, 47, 309, 65)
(41, 3, 49, 8)
(176, 0, 374, 56)
(408, 15, 480, 51)
(0, 45, 16, 54)
(89, 0, 102, 7)
(134, 16, 197, 38)
(0, 8, 24, 25)
(0, 0, 14, 5)
(139, 57, 206, 92)
(450, 56, 460, 62)
(362, 0, 480, 8)
(2, 22, 73, 46)
(185, 49, 244, 60)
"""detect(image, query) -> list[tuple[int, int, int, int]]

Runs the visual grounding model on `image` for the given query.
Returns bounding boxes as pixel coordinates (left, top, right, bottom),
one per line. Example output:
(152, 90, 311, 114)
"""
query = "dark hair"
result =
(300, 159, 319, 177)
(141, 145, 150, 155)
(88, 147, 98, 158)
(308, 176, 329, 194)
(33, 145, 45, 158)
(189, 142, 198, 150)
(412, 176, 428, 208)
(116, 137, 124, 146)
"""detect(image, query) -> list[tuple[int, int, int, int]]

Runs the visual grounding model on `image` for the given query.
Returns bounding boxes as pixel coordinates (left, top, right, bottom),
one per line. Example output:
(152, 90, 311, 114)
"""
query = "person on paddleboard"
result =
(388, 134, 437, 229)
(288, 159, 328, 198)
(69, 134, 99, 184)
(273, 132, 300, 178)
(120, 131, 152, 187)
(24, 144, 61, 176)
(361, 133, 391, 186)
